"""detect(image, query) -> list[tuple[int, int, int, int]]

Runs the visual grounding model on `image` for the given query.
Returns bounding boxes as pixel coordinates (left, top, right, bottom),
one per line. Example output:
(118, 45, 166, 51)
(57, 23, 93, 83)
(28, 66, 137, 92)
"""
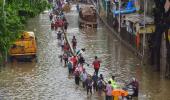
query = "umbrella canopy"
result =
(112, 89, 128, 96)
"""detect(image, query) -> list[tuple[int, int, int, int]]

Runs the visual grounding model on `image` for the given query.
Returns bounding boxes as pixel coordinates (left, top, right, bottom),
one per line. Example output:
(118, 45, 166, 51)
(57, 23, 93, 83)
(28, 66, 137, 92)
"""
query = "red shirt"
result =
(93, 60, 101, 69)
(64, 44, 69, 51)
(71, 56, 78, 66)
(58, 20, 64, 27)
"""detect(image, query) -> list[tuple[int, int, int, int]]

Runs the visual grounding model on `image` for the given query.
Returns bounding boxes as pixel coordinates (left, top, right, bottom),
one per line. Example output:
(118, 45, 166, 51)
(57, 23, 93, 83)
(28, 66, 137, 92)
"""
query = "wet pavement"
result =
(0, 4, 170, 100)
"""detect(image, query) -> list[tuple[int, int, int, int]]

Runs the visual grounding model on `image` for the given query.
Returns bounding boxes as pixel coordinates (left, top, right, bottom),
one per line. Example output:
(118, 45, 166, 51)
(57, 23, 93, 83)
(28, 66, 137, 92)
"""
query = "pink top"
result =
(106, 84, 112, 96)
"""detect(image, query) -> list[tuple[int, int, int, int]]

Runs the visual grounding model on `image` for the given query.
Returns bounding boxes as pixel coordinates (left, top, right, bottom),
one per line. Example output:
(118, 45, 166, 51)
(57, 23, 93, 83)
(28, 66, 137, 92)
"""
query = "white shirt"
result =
(61, 39, 65, 46)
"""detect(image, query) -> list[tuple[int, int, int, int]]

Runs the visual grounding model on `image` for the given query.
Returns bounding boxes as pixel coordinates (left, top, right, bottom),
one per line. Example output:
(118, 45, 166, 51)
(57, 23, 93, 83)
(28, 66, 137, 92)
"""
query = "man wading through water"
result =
(72, 36, 77, 50)
(86, 76, 93, 95)
(81, 68, 87, 88)
(92, 56, 101, 76)
(74, 67, 80, 85)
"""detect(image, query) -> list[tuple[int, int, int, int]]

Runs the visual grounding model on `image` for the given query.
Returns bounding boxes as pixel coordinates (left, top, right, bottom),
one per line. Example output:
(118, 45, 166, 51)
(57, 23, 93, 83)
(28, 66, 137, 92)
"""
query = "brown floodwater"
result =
(0, 4, 170, 100)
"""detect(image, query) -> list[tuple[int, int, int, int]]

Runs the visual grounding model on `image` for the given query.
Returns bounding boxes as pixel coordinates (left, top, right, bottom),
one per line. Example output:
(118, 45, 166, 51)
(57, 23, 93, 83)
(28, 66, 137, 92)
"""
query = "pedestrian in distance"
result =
(76, 3, 80, 12)
(92, 56, 101, 76)
(49, 12, 53, 21)
(72, 36, 77, 50)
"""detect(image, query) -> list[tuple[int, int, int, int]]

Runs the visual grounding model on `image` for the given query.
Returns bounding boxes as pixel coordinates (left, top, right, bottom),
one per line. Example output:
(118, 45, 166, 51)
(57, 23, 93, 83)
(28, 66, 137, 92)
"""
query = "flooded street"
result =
(0, 4, 170, 100)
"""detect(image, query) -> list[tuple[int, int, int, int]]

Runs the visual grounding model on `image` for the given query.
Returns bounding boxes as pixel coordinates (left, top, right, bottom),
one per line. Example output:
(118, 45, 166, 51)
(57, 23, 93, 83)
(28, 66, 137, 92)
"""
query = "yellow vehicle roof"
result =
(22, 31, 35, 39)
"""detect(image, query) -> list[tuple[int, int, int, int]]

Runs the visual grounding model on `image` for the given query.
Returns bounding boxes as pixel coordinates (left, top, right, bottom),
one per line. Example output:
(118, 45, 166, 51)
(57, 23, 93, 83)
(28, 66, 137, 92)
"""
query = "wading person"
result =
(63, 52, 68, 66)
(55, 19, 59, 30)
(76, 3, 80, 12)
(92, 56, 101, 76)
(64, 20, 69, 31)
(74, 67, 80, 85)
(57, 31, 62, 40)
(67, 61, 72, 74)
(128, 77, 139, 96)
(104, 81, 112, 100)
(78, 54, 85, 65)
(59, 55, 63, 62)
(99, 74, 104, 81)
(61, 37, 65, 51)
(71, 55, 78, 72)
(81, 68, 87, 88)
(108, 76, 117, 89)
(72, 36, 77, 50)
(97, 77, 104, 96)
(92, 72, 98, 92)
(64, 42, 70, 53)
(86, 76, 93, 95)
(49, 13, 53, 21)
(51, 21, 55, 30)
(76, 48, 85, 56)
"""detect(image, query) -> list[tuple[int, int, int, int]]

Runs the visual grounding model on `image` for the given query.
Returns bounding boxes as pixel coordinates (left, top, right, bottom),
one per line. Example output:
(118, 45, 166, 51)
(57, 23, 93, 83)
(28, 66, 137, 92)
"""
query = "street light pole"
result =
(142, 0, 146, 62)
(2, 0, 7, 64)
(2, 0, 6, 33)
(118, 0, 121, 33)
(106, 0, 108, 17)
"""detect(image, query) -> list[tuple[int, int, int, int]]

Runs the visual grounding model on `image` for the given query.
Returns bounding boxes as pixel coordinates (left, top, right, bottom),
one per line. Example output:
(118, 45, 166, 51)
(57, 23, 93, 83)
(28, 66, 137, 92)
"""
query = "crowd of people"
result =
(49, 1, 139, 100)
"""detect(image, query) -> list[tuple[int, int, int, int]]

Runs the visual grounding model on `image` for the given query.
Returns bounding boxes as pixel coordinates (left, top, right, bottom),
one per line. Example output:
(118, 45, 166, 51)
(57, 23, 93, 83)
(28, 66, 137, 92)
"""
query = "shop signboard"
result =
(138, 25, 155, 34)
